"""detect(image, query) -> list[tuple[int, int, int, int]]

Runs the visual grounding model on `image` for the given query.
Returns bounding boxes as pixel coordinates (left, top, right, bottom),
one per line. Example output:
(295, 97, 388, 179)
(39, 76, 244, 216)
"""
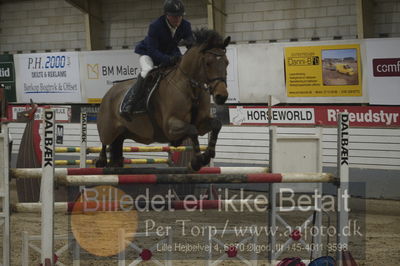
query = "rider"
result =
(120, 0, 194, 120)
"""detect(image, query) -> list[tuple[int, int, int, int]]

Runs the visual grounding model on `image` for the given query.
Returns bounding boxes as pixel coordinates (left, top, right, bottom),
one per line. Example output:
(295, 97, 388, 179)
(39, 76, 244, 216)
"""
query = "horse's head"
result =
(181, 29, 231, 105)
(201, 38, 230, 104)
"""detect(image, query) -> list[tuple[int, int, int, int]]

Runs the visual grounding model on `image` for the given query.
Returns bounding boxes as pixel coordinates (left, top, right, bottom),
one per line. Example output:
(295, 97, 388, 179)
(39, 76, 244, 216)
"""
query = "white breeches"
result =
(139, 55, 154, 78)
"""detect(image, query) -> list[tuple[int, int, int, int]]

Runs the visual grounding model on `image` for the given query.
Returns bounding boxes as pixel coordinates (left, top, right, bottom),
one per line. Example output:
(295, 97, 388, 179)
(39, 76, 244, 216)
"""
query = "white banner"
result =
(79, 50, 140, 103)
(226, 46, 239, 103)
(15, 52, 81, 103)
(80, 48, 239, 103)
(365, 38, 400, 105)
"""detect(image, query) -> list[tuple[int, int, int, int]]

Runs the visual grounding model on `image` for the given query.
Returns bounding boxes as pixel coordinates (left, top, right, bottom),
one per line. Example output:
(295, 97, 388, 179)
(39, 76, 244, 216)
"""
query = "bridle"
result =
(178, 49, 227, 94)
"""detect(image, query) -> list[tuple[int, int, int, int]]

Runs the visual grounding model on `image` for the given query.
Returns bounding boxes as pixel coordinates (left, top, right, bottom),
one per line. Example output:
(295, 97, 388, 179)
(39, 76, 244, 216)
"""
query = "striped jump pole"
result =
(12, 199, 269, 213)
(54, 145, 207, 153)
(55, 172, 336, 186)
(10, 166, 270, 179)
(54, 158, 170, 165)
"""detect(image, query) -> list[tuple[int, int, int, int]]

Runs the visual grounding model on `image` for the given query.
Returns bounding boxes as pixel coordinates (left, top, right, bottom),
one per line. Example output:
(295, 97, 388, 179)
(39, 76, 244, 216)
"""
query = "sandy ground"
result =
(4, 182, 400, 266)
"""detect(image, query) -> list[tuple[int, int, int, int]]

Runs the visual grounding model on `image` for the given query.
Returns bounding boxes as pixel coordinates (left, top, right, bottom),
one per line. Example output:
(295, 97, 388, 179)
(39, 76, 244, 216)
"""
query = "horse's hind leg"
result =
(95, 144, 108, 168)
(188, 134, 205, 171)
(108, 135, 125, 167)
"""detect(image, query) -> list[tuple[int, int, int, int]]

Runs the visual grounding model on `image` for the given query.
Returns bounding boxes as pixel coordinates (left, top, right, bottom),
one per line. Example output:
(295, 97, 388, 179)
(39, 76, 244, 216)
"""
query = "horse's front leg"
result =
(108, 135, 125, 167)
(95, 144, 108, 168)
(197, 117, 222, 164)
(167, 117, 204, 171)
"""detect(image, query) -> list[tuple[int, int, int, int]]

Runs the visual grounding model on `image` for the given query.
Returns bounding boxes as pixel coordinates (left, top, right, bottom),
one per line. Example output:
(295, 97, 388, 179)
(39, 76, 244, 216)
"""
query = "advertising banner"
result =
(7, 104, 71, 122)
(365, 38, 400, 105)
(285, 44, 362, 97)
(79, 47, 239, 103)
(0, 54, 17, 102)
(79, 50, 140, 103)
(14, 52, 81, 103)
(228, 105, 400, 127)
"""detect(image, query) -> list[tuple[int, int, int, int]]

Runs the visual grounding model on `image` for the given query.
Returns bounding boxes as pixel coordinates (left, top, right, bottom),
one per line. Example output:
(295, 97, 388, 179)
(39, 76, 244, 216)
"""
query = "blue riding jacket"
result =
(135, 15, 193, 66)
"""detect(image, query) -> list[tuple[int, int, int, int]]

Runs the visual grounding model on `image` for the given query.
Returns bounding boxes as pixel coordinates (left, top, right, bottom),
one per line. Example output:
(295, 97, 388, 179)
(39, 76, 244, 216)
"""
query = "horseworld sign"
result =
(229, 106, 315, 125)
(228, 106, 400, 127)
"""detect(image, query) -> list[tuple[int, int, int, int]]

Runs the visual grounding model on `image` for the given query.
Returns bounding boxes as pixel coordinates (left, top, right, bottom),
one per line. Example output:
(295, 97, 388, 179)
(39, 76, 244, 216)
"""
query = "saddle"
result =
(144, 63, 178, 105)
(118, 65, 175, 114)
(141, 68, 166, 108)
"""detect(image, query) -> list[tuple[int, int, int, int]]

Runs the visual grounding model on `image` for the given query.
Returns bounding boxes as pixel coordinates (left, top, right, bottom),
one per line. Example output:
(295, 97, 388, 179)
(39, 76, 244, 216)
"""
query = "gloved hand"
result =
(178, 38, 194, 49)
(169, 56, 181, 65)
(159, 56, 181, 68)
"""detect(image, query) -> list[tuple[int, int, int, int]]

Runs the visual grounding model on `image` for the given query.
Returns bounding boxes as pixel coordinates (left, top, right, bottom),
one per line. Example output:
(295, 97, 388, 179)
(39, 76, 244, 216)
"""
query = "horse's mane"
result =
(192, 28, 225, 50)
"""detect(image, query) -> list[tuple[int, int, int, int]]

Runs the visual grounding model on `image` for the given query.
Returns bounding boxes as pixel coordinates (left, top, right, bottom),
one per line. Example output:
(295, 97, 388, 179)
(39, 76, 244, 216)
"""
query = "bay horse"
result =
(96, 29, 230, 171)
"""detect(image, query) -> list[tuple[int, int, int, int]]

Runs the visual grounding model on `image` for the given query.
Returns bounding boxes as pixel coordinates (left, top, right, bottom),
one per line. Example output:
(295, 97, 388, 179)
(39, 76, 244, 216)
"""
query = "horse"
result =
(96, 29, 230, 171)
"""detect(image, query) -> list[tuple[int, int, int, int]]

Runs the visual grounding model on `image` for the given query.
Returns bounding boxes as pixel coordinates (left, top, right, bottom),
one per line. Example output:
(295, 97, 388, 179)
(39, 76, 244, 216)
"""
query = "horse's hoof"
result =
(205, 149, 215, 159)
(107, 157, 124, 168)
(95, 159, 106, 168)
(107, 161, 123, 168)
(201, 153, 211, 166)
(190, 157, 202, 171)
(170, 139, 183, 147)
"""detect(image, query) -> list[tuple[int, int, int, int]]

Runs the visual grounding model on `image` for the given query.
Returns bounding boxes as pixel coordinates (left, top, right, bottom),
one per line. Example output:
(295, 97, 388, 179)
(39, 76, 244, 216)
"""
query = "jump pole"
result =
(10, 166, 270, 179)
(39, 172, 336, 186)
(40, 109, 55, 265)
(77, 112, 86, 264)
(55, 145, 207, 153)
(12, 171, 335, 186)
(54, 158, 170, 165)
(13, 199, 269, 213)
(0, 123, 10, 266)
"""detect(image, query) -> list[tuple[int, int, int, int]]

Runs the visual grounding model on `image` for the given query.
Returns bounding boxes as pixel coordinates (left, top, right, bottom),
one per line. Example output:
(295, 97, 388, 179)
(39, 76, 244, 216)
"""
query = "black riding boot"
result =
(120, 75, 146, 121)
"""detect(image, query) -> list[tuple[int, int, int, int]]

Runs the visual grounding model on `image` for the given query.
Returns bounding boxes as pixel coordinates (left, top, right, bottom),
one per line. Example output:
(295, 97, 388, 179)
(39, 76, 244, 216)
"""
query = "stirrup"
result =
(120, 109, 133, 121)
(131, 109, 146, 114)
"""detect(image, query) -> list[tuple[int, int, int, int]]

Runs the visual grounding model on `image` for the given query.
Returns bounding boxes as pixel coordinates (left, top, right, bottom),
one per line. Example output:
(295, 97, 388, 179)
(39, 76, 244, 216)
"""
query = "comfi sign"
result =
(373, 58, 400, 77)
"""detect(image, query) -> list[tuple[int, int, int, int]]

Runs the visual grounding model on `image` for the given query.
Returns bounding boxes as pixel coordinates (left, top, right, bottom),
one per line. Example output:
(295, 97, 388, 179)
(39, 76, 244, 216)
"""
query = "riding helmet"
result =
(164, 0, 185, 16)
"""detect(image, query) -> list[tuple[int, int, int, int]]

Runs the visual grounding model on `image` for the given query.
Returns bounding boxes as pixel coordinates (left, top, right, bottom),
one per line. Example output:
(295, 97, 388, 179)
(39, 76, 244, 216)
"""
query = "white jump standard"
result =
(0, 110, 351, 265)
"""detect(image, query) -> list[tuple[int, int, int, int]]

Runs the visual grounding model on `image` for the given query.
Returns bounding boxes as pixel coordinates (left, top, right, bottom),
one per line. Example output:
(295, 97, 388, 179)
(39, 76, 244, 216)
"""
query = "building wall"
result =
(0, 0, 399, 53)
(225, 0, 358, 42)
(100, 0, 207, 49)
(373, 0, 400, 37)
(225, 0, 400, 43)
(0, 0, 86, 53)
(0, 0, 207, 53)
